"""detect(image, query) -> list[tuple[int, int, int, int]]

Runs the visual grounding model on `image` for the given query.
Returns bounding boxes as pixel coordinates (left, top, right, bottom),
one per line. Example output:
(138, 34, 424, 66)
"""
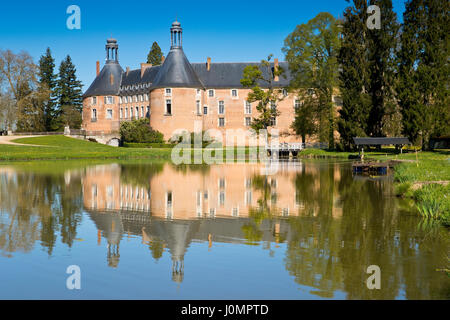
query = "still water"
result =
(0, 160, 448, 299)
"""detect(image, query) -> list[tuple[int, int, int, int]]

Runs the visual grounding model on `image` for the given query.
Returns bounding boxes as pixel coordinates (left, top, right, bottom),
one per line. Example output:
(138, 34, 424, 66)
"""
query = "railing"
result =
(11, 132, 64, 136)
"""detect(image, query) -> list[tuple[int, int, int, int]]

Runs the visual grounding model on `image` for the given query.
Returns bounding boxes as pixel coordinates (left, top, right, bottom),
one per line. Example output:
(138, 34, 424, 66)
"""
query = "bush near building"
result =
(119, 119, 164, 144)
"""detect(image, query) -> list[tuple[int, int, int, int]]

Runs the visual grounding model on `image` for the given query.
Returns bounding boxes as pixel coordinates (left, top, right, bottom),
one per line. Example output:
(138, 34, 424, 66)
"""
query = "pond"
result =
(0, 160, 448, 299)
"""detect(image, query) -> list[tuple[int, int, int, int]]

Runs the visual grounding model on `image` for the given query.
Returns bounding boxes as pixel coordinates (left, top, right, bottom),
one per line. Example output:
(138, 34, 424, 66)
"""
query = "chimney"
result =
(96, 61, 100, 76)
(274, 58, 279, 82)
(161, 55, 165, 64)
(140, 63, 152, 78)
(207, 57, 211, 71)
(126, 66, 130, 76)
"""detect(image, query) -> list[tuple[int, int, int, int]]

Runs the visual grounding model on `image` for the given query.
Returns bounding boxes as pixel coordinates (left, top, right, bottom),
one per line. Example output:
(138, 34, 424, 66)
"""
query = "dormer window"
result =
(105, 96, 114, 104)
(92, 97, 97, 105)
(165, 88, 172, 96)
(208, 89, 214, 97)
(231, 89, 238, 98)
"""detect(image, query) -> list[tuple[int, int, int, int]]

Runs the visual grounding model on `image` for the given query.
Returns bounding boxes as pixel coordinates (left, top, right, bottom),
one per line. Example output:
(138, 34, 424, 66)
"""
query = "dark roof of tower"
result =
(83, 62, 124, 98)
(150, 48, 204, 90)
(191, 61, 291, 89)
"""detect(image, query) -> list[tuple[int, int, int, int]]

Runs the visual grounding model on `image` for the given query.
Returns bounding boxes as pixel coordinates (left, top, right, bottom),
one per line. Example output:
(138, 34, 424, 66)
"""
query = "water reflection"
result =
(0, 161, 448, 299)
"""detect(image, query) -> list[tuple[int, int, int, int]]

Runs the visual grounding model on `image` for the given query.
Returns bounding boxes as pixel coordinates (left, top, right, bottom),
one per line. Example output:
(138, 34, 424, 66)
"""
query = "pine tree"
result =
(366, 0, 400, 138)
(337, 0, 371, 150)
(38, 47, 58, 131)
(147, 42, 163, 65)
(55, 55, 83, 129)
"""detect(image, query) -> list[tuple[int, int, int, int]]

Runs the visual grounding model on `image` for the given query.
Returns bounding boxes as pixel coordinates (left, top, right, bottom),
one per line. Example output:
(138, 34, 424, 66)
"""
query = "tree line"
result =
(0, 48, 83, 132)
(245, 0, 448, 150)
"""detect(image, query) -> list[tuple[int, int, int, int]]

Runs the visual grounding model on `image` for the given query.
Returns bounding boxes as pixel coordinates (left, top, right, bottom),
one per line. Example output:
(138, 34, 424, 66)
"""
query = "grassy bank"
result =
(0, 136, 173, 161)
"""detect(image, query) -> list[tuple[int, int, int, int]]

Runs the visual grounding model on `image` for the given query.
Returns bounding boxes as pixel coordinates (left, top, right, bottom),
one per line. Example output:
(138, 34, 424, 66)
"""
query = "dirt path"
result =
(0, 135, 47, 147)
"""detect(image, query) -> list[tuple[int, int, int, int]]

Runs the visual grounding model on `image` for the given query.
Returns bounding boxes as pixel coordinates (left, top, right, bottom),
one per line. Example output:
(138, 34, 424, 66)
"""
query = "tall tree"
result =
(147, 42, 163, 65)
(55, 55, 83, 129)
(337, 1, 371, 150)
(38, 47, 58, 131)
(397, 0, 449, 148)
(240, 54, 286, 136)
(366, 0, 400, 138)
(291, 95, 317, 144)
(283, 12, 341, 149)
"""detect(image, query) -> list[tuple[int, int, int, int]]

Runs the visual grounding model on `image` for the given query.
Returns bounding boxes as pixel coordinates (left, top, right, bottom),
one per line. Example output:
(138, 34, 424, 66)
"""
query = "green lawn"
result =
(0, 136, 173, 161)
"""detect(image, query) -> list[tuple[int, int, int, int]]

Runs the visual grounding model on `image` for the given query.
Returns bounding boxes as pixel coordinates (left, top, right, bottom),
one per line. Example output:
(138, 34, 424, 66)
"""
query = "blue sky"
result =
(0, 0, 407, 90)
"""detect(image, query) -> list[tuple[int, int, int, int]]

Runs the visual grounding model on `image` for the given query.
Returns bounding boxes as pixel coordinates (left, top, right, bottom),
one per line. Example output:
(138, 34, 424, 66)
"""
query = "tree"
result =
(291, 95, 317, 144)
(283, 12, 341, 149)
(366, 0, 400, 138)
(147, 42, 163, 65)
(337, 1, 371, 150)
(16, 83, 50, 132)
(55, 55, 83, 129)
(397, 0, 449, 148)
(120, 118, 164, 143)
(240, 54, 286, 139)
(38, 47, 58, 131)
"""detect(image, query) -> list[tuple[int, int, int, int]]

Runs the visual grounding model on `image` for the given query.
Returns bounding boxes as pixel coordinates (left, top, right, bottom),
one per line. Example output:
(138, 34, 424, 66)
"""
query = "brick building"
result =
(82, 21, 322, 145)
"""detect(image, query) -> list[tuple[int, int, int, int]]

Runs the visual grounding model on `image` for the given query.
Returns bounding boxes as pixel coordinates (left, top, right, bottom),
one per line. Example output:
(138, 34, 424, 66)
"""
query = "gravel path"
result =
(0, 135, 47, 147)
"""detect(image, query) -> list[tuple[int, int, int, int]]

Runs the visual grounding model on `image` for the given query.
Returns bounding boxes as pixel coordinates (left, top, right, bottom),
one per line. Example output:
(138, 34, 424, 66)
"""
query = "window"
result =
(106, 109, 112, 119)
(208, 89, 214, 97)
(135, 107, 139, 119)
(105, 96, 114, 104)
(203, 106, 208, 115)
(219, 178, 226, 189)
(196, 89, 201, 96)
(219, 191, 225, 206)
(128, 96, 132, 103)
(231, 89, 238, 98)
(145, 94, 149, 101)
(166, 99, 172, 115)
(245, 117, 251, 126)
(245, 101, 251, 114)
(92, 97, 97, 105)
(196, 100, 201, 115)
(294, 99, 301, 111)
(133, 95, 137, 102)
(282, 89, 288, 97)
(218, 101, 225, 114)
(165, 88, 172, 96)
(139, 95, 143, 102)
(218, 117, 225, 127)
(146, 106, 150, 118)
(130, 107, 133, 118)
(141, 106, 144, 118)
(270, 117, 277, 126)
(125, 108, 128, 119)
(119, 97, 122, 104)
(92, 108, 97, 120)
(270, 101, 277, 110)
(120, 108, 123, 119)
(232, 207, 239, 217)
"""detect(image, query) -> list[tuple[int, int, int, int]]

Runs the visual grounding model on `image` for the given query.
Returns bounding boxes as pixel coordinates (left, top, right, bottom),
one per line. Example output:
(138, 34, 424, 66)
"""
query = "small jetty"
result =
(352, 161, 396, 175)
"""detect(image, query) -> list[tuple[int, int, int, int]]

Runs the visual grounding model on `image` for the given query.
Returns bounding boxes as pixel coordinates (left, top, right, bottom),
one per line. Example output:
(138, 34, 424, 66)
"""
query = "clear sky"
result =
(0, 0, 407, 91)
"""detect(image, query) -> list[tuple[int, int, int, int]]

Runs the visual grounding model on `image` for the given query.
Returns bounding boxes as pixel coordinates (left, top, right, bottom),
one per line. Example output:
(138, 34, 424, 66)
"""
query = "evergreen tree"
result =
(337, 0, 371, 150)
(55, 55, 83, 129)
(147, 42, 163, 65)
(38, 47, 58, 131)
(397, 0, 449, 148)
(366, 0, 400, 138)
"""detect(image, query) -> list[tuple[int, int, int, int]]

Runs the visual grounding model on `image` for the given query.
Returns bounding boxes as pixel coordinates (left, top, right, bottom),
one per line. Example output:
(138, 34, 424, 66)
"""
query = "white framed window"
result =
(196, 89, 201, 96)
(208, 89, 215, 97)
(270, 117, 277, 126)
(245, 101, 251, 114)
(120, 108, 123, 119)
(119, 97, 122, 104)
(128, 96, 132, 103)
(139, 95, 143, 102)
(245, 117, 251, 126)
(294, 99, 301, 111)
(125, 108, 128, 118)
(219, 191, 225, 206)
(135, 106, 139, 119)
(141, 106, 144, 118)
(232, 207, 239, 217)
(218, 117, 225, 127)
(106, 109, 112, 119)
(231, 89, 238, 98)
(92, 97, 97, 105)
(105, 96, 114, 104)
(203, 106, 208, 115)
(196, 100, 201, 115)
(270, 101, 277, 110)
(92, 108, 97, 119)
(130, 107, 133, 118)
(145, 94, 149, 101)
(146, 106, 150, 118)
(165, 88, 172, 96)
(218, 101, 225, 114)
(282, 88, 288, 97)
(166, 99, 172, 115)
(218, 178, 226, 189)
(133, 95, 137, 102)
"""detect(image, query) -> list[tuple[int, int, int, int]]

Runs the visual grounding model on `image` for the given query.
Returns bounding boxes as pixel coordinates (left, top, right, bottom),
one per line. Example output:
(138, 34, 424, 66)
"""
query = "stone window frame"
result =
(218, 100, 225, 115)
(218, 117, 225, 127)
(165, 99, 172, 116)
(165, 88, 172, 97)
(92, 96, 97, 105)
(231, 89, 238, 99)
(203, 105, 208, 115)
(244, 100, 252, 114)
(244, 116, 252, 127)
(196, 100, 201, 115)
(91, 108, 97, 121)
(208, 89, 215, 97)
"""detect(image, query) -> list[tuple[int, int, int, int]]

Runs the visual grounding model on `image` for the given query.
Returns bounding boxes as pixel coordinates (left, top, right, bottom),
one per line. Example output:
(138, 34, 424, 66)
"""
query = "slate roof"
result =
(150, 48, 204, 89)
(353, 137, 411, 145)
(83, 62, 124, 98)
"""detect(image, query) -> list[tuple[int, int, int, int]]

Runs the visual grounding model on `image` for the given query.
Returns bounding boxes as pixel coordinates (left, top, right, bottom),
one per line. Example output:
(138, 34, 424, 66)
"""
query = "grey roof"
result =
(353, 137, 411, 145)
(150, 48, 204, 90)
(83, 62, 124, 98)
(192, 61, 291, 89)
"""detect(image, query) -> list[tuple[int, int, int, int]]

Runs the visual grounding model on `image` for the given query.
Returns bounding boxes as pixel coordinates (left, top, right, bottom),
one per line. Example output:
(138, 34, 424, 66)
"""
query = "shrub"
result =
(120, 119, 164, 143)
